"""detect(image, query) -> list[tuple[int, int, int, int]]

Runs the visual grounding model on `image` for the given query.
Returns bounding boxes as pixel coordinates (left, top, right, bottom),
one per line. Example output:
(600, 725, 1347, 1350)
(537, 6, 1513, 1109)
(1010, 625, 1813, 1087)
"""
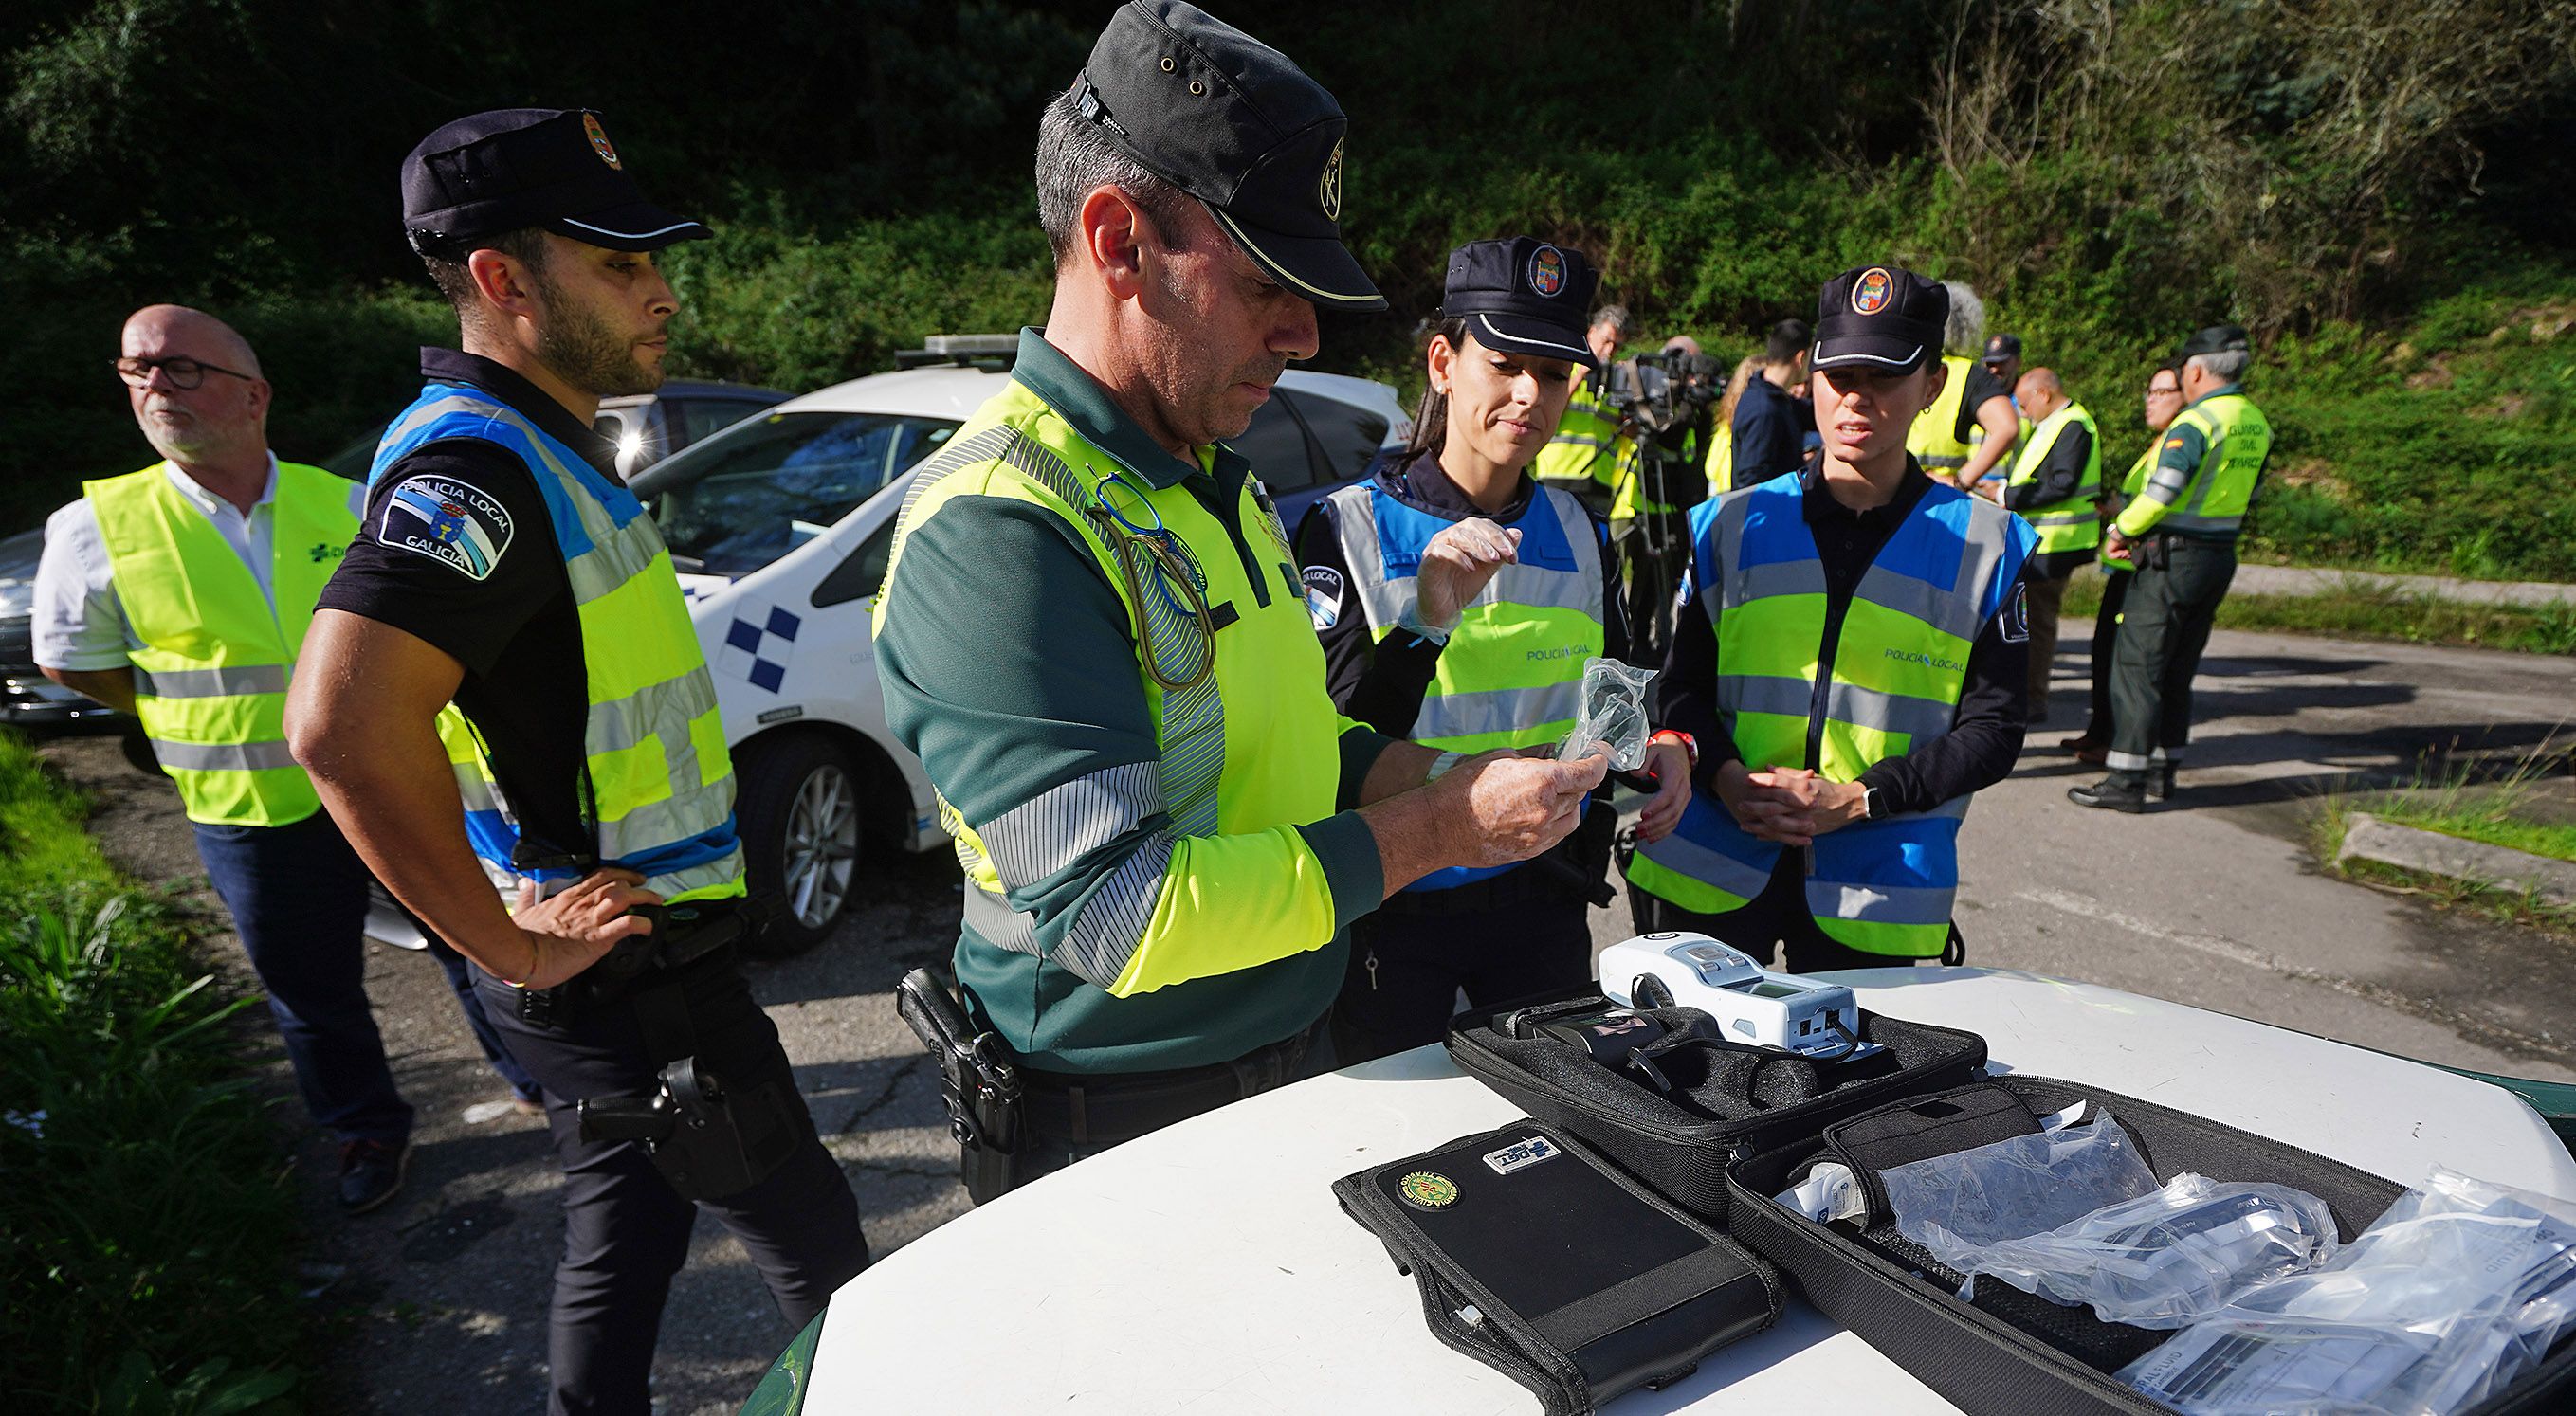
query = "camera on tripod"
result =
(1605, 349, 1726, 438)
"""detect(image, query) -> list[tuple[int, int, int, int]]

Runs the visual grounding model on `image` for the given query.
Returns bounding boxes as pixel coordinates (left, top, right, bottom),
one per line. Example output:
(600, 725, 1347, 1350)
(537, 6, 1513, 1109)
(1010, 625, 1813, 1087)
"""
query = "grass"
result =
(2311, 744, 2576, 937)
(2060, 571, 2576, 656)
(0, 728, 308, 1414)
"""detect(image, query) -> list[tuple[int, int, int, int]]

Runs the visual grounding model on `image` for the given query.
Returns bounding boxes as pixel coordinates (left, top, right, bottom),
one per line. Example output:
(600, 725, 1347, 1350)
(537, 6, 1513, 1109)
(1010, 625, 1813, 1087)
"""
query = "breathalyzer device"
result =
(1595, 932, 1872, 1060)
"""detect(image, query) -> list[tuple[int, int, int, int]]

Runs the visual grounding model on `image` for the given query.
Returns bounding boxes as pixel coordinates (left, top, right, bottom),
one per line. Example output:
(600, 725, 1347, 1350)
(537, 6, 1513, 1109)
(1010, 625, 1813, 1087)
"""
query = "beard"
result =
(533, 271, 662, 398)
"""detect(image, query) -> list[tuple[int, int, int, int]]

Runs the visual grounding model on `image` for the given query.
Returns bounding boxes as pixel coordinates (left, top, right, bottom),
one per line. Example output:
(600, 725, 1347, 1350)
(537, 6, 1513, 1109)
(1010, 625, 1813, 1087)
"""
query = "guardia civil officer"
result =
(1625, 266, 2038, 968)
(2062, 359, 2185, 763)
(1906, 282, 2020, 490)
(285, 110, 866, 1416)
(872, 1, 1604, 1193)
(2071, 326, 2274, 810)
(1294, 238, 1693, 1063)
(1993, 366, 2103, 722)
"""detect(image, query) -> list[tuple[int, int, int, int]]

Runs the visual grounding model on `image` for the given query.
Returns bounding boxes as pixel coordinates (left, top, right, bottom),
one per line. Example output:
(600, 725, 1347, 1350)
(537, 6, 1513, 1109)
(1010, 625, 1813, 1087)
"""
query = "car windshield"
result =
(644, 410, 958, 576)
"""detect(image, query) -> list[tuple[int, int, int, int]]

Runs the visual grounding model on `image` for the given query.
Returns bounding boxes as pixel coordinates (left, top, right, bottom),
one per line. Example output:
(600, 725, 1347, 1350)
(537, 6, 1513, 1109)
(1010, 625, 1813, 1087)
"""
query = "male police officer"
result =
(1997, 366, 2103, 721)
(1533, 304, 1635, 514)
(1907, 282, 2019, 491)
(286, 110, 866, 1415)
(34, 305, 421, 1212)
(2072, 325, 2274, 810)
(1626, 266, 2037, 968)
(873, 0, 1604, 1196)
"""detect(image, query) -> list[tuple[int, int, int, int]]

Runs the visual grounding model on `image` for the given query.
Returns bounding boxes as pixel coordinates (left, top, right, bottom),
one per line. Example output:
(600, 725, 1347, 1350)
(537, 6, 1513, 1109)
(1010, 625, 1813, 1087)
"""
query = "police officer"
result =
(1907, 282, 2020, 491)
(1532, 304, 1635, 515)
(2063, 359, 2184, 763)
(285, 110, 866, 1415)
(33, 305, 436, 1212)
(1626, 266, 2037, 968)
(872, 1, 1605, 1192)
(1995, 366, 2103, 722)
(1729, 319, 1814, 490)
(1294, 238, 1693, 1063)
(2072, 326, 2274, 810)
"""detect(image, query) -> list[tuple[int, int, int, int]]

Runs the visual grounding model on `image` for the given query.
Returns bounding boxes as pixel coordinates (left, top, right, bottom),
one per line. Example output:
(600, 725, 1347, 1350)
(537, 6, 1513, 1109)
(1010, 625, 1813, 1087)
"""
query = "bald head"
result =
(1662, 335, 1702, 357)
(119, 304, 271, 471)
(2015, 367, 2065, 421)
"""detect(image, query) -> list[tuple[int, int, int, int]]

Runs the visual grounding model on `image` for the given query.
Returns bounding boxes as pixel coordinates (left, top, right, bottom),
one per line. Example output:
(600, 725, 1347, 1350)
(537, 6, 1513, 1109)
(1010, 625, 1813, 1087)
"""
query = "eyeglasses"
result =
(114, 355, 256, 390)
(2146, 384, 2183, 398)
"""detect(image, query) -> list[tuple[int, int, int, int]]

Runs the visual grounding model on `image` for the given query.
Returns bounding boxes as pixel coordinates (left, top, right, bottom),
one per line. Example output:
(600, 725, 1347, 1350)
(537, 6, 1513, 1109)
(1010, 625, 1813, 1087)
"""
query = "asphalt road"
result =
(31, 622, 2576, 1414)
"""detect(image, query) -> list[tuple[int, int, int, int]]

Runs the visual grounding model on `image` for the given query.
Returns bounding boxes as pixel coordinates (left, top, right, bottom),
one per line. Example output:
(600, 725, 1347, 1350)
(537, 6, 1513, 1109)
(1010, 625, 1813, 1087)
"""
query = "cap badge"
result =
(1397, 1171, 1459, 1210)
(1528, 245, 1568, 299)
(583, 114, 622, 170)
(1853, 268, 1892, 316)
(1318, 137, 1343, 223)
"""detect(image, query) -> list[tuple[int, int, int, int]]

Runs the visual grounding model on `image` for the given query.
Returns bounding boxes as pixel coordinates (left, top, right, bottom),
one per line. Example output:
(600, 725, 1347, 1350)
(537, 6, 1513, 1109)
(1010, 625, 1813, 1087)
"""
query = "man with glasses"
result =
(32, 304, 421, 1212)
(2062, 360, 2184, 763)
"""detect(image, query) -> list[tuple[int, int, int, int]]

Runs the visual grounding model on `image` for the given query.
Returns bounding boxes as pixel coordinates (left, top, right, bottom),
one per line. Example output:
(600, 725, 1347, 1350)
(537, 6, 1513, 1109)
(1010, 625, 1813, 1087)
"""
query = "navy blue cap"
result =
(1811, 264, 1947, 372)
(402, 108, 708, 257)
(2178, 324, 2250, 356)
(1072, 1, 1382, 309)
(1981, 332, 2023, 364)
(1441, 238, 1600, 372)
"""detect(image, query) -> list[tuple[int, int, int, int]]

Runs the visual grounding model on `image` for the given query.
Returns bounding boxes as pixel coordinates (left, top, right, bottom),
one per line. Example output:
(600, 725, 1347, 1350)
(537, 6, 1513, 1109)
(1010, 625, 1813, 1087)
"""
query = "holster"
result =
(573, 975, 799, 1202)
(895, 968, 1023, 1204)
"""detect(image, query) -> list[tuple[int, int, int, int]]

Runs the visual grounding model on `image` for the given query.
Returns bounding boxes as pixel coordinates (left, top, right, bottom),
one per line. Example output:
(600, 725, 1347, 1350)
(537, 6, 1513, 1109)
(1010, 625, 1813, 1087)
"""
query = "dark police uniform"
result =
(1296, 238, 1623, 1063)
(319, 110, 864, 1416)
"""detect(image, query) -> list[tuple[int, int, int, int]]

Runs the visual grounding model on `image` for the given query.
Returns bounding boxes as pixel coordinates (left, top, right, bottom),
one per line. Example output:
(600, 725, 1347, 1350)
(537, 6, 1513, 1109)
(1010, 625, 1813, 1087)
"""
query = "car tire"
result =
(735, 733, 865, 957)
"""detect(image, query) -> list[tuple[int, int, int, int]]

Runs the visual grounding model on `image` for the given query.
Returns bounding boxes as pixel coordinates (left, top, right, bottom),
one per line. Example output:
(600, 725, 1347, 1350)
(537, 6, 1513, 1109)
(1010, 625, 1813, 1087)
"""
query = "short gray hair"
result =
(1941, 281, 1985, 357)
(1034, 86, 1190, 265)
(1592, 304, 1633, 338)
(2186, 348, 2252, 383)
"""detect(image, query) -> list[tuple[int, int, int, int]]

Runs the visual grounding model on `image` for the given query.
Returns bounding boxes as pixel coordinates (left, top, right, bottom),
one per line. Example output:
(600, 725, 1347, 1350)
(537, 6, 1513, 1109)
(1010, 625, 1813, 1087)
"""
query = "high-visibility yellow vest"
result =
(2116, 391, 2273, 541)
(83, 461, 355, 826)
(371, 385, 744, 904)
(2101, 444, 2157, 572)
(1906, 356, 1978, 472)
(1627, 473, 2035, 955)
(1533, 364, 1627, 492)
(2003, 401, 2103, 555)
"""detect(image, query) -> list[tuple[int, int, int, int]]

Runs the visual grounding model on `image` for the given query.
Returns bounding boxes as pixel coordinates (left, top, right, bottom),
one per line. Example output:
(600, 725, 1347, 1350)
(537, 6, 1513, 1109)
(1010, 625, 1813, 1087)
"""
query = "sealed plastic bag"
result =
(1881, 1111, 2160, 1258)
(1935, 1173, 2342, 1328)
(1558, 657, 1656, 770)
(2120, 1168, 2576, 1415)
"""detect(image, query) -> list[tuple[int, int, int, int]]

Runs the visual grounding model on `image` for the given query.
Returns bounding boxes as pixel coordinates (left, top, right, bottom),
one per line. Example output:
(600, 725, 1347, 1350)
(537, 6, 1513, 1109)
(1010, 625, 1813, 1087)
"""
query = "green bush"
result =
(0, 732, 306, 1413)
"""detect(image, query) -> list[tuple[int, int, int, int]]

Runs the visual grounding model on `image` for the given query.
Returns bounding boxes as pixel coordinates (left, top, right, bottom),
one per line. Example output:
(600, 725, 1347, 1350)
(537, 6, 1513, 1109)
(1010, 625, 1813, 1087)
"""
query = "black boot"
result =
(2068, 775, 2148, 812)
(2147, 764, 2176, 801)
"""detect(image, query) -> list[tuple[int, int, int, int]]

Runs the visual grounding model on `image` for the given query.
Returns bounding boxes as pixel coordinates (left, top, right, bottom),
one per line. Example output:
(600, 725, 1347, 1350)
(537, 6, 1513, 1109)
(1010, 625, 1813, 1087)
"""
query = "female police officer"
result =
(1296, 238, 1691, 1062)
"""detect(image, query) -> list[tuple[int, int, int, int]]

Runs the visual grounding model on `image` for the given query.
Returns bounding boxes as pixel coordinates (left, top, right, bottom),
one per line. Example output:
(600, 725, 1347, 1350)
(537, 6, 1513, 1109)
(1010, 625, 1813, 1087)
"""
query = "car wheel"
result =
(737, 734, 865, 956)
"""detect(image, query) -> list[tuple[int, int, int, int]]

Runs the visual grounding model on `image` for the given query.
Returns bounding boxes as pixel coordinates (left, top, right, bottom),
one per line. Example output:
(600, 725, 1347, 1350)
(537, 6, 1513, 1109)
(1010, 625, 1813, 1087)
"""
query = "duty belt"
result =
(1016, 1013, 1326, 1149)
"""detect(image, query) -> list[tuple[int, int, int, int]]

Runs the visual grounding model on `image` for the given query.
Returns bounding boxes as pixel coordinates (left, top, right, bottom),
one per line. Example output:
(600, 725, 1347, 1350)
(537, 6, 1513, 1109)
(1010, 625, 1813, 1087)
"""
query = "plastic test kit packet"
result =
(1558, 658, 1655, 771)
(2118, 1168, 2576, 1416)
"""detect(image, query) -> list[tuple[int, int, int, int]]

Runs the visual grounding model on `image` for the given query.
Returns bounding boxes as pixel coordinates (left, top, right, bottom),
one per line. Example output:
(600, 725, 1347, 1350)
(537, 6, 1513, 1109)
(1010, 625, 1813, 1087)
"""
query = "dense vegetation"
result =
(6, 0, 2572, 569)
(0, 731, 306, 1412)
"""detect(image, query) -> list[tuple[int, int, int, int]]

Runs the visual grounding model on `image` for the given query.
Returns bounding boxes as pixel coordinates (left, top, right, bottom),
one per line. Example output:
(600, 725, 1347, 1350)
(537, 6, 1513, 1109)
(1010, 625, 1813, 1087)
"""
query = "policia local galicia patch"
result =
(379, 475, 514, 580)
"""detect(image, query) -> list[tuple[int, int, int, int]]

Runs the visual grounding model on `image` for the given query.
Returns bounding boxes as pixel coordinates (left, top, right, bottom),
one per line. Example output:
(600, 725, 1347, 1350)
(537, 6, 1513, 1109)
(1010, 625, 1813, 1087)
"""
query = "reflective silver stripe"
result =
(2156, 512, 2242, 536)
(978, 761, 1163, 891)
(1054, 832, 1175, 988)
(2027, 508, 2097, 527)
(1546, 433, 1610, 450)
(133, 663, 290, 699)
(596, 781, 738, 863)
(1919, 454, 1967, 469)
(961, 883, 1040, 958)
(1825, 681, 1960, 740)
(1414, 681, 1585, 742)
(1733, 558, 1829, 603)
(642, 854, 745, 902)
(2105, 749, 2153, 772)
(149, 738, 299, 772)
(2145, 468, 2191, 499)
(1805, 879, 1956, 927)
(1850, 565, 1986, 645)
(1718, 674, 1815, 720)
(1328, 483, 1605, 644)
(1634, 828, 1774, 899)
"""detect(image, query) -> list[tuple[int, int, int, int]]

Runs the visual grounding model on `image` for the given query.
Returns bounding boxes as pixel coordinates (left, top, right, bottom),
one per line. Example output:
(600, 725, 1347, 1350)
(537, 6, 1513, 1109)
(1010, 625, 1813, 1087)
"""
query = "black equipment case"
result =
(1334, 1120, 1780, 1416)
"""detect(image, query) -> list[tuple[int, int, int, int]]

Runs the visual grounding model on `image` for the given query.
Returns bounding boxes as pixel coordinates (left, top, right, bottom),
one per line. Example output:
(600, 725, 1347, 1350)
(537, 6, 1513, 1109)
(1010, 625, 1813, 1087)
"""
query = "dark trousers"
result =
(192, 811, 412, 1145)
(424, 932, 541, 1103)
(1331, 891, 1594, 1065)
(2084, 569, 2135, 741)
(1623, 848, 1943, 972)
(2109, 536, 2238, 781)
(2025, 572, 2068, 717)
(475, 957, 868, 1416)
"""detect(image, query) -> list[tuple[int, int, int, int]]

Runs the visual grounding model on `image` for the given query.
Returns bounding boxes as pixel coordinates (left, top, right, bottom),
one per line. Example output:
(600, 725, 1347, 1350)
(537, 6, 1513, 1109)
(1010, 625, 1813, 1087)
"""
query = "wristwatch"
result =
(1862, 785, 1886, 821)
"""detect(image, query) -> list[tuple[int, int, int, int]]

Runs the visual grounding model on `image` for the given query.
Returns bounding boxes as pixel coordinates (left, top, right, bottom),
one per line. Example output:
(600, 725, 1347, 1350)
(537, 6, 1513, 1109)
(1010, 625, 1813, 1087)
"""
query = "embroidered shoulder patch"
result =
(1303, 565, 1345, 630)
(378, 475, 514, 581)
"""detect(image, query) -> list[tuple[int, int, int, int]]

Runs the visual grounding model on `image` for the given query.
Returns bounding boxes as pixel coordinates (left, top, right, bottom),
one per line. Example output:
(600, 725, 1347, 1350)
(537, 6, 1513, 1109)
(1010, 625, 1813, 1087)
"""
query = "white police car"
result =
(630, 338, 1410, 952)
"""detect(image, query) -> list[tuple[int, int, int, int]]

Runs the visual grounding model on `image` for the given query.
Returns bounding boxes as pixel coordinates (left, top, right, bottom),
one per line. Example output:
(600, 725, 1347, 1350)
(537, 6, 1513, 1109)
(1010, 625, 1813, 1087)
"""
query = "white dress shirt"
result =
(32, 455, 367, 672)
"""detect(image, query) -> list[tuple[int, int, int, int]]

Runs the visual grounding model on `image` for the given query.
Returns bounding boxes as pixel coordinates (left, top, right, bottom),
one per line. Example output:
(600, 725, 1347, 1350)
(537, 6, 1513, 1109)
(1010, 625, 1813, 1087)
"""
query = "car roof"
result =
(757, 364, 1393, 423)
(599, 379, 792, 410)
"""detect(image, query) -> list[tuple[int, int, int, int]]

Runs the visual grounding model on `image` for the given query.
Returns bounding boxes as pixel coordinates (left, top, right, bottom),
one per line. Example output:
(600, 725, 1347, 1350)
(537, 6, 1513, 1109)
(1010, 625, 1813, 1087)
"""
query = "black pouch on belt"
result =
(1333, 1121, 1780, 1416)
(575, 978, 800, 1201)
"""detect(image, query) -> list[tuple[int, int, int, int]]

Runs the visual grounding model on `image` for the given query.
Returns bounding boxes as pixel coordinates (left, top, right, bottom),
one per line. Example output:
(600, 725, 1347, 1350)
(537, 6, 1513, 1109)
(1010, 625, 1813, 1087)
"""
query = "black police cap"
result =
(1810, 264, 1947, 373)
(1072, 1, 1383, 310)
(1981, 332, 2023, 364)
(2178, 324, 2250, 357)
(1441, 238, 1601, 373)
(402, 108, 708, 258)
